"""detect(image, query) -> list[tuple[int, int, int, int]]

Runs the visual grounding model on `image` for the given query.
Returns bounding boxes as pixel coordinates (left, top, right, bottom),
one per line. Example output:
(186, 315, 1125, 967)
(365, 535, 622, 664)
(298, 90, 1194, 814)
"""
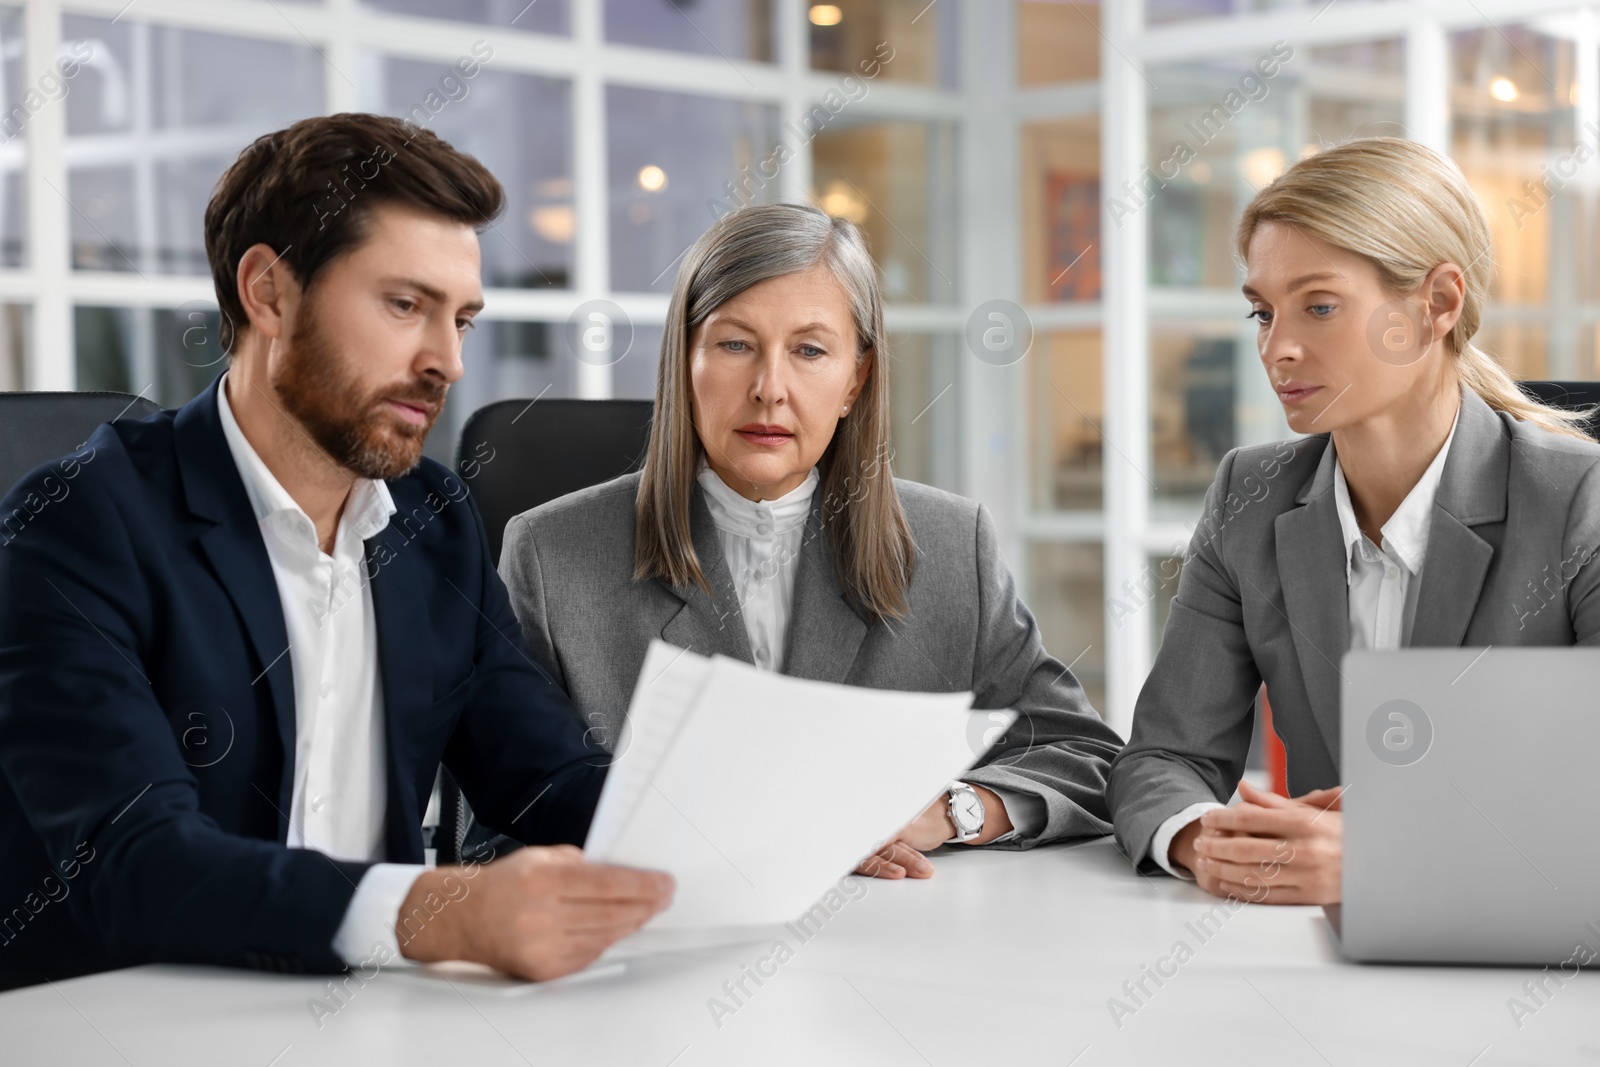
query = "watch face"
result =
(954, 791, 982, 830)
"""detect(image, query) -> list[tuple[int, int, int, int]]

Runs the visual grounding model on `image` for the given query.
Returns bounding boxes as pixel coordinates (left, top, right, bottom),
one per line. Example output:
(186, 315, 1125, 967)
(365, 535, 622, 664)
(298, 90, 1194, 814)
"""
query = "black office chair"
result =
(453, 398, 655, 567)
(0, 391, 164, 499)
(1517, 380, 1600, 438)
(432, 398, 655, 864)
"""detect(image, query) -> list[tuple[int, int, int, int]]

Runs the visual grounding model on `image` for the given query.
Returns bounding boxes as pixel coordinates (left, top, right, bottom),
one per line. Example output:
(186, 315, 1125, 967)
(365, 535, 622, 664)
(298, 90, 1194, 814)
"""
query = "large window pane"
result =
(364, 56, 573, 289)
(615, 323, 664, 401)
(1146, 0, 1231, 25)
(1151, 320, 1248, 511)
(1027, 541, 1106, 714)
(1018, 2, 1098, 85)
(1146, 0, 1392, 25)
(0, 5, 28, 268)
(74, 306, 226, 408)
(606, 0, 773, 61)
(0, 302, 28, 390)
(1022, 115, 1100, 304)
(809, 0, 958, 89)
(65, 167, 137, 272)
(886, 331, 960, 493)
(812, 117, 956, 304)
(1031, 329, 1103, 512)
(607, 86, 779, 293)
(1451, 23, 1590, 380)
(1146, 40, 1405, 289)
(63, 17, 325, 275)
(360, 0, 569, 34)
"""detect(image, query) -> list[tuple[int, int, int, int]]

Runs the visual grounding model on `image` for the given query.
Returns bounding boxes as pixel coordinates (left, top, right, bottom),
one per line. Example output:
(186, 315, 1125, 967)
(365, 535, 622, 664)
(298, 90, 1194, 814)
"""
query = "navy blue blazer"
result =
(0, 378, 606, 989)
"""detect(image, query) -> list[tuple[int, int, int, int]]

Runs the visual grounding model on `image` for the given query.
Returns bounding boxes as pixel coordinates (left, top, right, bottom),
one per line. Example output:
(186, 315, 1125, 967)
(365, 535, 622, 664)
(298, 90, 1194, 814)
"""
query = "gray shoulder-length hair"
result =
(633, 202, 915, 623)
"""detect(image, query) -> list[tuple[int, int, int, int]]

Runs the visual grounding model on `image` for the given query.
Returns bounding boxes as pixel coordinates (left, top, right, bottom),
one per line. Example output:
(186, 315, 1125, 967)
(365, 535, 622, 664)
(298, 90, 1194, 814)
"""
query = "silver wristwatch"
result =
(945, 780, 985, 843)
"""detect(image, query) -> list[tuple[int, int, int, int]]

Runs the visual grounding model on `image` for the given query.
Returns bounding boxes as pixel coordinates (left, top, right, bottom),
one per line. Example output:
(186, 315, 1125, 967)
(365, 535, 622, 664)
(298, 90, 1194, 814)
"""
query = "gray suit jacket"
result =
(1109, 387, 1600, 869)
(498, 472, 1124, 848)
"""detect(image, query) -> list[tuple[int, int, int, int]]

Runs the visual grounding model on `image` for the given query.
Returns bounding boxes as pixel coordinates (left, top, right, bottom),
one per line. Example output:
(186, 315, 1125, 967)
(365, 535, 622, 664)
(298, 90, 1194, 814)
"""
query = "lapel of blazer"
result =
(658, 487, 754, 662)
(1274, 437, 1351, 764)
(782, 505, 869, 685)
(1408, 387, 1504, 647)
(364, 507, 431, 865)
(1274, 387, 1505, 763)
(174, 377, 299, 833)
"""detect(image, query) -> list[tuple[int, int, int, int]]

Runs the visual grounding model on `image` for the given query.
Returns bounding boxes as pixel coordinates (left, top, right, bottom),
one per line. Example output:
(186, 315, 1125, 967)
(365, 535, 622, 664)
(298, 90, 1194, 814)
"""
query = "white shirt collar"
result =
(696, 462, 818, 540)
(216, 373, 396, 551)
(1331, 405, 1460, 582)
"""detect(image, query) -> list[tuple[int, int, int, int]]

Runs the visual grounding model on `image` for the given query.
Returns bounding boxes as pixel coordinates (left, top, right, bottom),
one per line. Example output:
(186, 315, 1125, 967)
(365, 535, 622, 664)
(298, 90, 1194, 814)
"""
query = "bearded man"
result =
(0, 113, 670, 991)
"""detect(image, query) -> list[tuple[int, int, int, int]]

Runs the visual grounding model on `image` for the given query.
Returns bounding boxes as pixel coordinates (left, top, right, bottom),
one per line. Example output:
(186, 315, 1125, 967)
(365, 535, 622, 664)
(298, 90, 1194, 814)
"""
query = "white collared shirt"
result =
(696, 464, 819, 673)
(1333, 409, 1459, 652)
(1152, 409, 1460, 877)
(217, 377, 422, 967)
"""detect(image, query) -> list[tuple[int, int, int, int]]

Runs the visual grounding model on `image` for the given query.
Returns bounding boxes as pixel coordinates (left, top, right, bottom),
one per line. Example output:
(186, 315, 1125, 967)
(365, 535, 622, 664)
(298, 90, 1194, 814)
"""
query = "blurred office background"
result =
(0, 0, 1589, 733)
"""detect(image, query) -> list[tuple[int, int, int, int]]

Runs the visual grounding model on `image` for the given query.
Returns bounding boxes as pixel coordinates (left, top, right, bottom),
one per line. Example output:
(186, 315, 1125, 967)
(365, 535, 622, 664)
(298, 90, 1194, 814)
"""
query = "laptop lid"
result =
(1341, 648, 1600, 966)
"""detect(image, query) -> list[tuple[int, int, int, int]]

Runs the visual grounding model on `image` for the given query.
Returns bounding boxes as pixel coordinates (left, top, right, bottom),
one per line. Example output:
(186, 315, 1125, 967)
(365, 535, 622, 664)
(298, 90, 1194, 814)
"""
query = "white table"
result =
(2, 838, 1595, 1066)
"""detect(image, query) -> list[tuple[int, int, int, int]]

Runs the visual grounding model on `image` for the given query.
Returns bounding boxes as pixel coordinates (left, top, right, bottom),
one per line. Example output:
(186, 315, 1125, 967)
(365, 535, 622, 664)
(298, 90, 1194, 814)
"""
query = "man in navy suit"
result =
(0, 113, 671, 991)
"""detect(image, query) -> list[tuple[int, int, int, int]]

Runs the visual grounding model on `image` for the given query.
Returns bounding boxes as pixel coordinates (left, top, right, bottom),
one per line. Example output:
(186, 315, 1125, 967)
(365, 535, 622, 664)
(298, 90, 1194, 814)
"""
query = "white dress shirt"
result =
(218, 378, 424, 967)
(696, 464, 1042, 844)
(1152, 411, 1460, 877)
(696, 464, 818, 673)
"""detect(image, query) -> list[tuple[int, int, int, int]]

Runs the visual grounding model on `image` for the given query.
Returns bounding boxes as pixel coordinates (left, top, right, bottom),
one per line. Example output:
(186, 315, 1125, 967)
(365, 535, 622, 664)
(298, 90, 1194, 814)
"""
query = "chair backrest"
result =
(0, 391, 164, 500)
(1517, 380, 1600, 439)
(454, 398, 655, 566)
(431, 397, 654, 864)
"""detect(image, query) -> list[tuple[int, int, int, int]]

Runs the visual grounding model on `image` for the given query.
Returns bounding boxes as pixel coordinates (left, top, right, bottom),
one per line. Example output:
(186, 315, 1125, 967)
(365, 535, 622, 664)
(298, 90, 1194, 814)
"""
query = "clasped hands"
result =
(1171, 780, 1343, 905)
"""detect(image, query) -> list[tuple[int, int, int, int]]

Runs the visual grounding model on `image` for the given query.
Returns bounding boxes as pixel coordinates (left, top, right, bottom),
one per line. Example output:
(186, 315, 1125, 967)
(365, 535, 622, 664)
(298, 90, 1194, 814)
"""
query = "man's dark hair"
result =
(204, 112, 505, 352)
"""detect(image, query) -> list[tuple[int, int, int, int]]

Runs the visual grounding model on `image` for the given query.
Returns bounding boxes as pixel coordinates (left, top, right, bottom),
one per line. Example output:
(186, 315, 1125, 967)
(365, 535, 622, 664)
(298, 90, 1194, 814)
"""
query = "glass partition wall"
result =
(1, 0, 965, 473)
(4, 0, 1593, 733)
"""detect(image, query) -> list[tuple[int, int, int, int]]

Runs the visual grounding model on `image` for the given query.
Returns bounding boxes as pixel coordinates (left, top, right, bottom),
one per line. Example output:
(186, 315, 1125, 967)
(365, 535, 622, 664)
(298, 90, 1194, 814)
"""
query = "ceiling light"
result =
(637, 165, 668, 192)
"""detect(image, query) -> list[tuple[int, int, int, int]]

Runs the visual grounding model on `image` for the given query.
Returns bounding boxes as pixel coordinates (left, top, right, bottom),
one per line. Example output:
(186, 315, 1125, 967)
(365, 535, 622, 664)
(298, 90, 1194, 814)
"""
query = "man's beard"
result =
(271, 298, 447, 481)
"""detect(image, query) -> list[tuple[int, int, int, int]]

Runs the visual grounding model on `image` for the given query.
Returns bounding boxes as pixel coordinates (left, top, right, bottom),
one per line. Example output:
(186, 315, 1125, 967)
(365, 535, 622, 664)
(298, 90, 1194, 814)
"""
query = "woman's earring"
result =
(841, 405, 850, 415)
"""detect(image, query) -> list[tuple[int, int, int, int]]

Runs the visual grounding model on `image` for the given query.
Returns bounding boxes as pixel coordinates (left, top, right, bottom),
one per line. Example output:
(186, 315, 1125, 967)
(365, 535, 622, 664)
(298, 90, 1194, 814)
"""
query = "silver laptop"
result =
(1340, 648, 1600, 965)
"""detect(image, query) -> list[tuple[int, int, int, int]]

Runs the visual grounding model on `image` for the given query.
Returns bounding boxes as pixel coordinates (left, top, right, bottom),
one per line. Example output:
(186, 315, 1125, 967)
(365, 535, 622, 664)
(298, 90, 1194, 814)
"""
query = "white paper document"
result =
(584, 640, 1014, 932)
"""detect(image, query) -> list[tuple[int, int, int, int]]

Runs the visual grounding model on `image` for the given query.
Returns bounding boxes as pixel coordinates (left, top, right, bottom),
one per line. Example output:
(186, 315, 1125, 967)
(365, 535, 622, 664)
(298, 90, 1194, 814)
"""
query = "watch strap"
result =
(946, 780, 984, 843)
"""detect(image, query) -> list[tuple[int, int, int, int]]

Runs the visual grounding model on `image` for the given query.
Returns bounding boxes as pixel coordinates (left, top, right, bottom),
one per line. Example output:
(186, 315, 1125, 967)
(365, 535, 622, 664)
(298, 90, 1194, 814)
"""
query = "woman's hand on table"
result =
(853, 784, 1014, 879)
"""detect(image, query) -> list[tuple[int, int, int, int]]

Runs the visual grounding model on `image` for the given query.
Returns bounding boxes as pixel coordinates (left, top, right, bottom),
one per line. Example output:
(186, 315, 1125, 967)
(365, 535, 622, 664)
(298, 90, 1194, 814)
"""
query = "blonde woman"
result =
(498, 203, 1123, 876)
(1109, 137, 1600, 904)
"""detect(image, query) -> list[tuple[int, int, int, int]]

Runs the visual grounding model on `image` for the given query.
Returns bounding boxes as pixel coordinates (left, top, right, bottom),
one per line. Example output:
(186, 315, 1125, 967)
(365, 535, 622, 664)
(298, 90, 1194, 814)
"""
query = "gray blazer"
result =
(498, 472, 1124, 848)
(1109, 386, 1600, 869)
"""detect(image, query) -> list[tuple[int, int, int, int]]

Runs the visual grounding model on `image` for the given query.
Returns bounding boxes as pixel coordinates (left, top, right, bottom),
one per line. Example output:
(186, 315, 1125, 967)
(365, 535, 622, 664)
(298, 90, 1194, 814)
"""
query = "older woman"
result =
(496, 203, 1122, 877)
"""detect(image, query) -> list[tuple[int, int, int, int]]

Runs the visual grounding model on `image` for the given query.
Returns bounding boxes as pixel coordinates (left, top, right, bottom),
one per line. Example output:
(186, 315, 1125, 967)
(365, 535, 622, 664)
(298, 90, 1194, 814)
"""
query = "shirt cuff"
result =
(331, 863, 428, 970)
(1150, 802, 1226, 878)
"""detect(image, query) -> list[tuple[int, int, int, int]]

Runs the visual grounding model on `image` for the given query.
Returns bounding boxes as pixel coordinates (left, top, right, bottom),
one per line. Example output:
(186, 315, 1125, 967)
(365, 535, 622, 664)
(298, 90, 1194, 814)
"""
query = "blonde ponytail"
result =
(1457, 342, 1592, 438)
